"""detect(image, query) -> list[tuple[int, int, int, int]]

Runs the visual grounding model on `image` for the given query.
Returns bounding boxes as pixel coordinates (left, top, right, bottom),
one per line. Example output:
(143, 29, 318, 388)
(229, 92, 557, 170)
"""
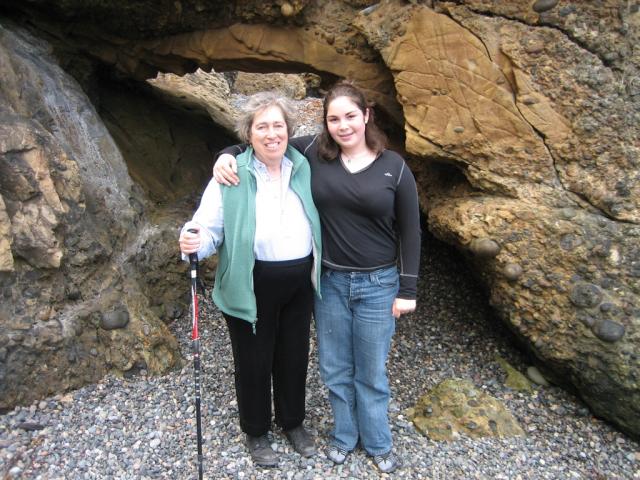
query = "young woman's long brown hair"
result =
(317, 81, 388, 162)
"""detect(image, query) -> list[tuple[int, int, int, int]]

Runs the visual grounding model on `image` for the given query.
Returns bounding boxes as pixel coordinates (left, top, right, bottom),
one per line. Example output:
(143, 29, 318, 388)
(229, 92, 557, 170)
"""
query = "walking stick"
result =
(187, 228, 204, 480)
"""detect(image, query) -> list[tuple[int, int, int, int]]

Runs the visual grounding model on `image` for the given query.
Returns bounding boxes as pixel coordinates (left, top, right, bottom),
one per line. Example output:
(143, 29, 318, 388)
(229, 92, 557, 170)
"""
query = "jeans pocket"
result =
(372, 267, 398, 288)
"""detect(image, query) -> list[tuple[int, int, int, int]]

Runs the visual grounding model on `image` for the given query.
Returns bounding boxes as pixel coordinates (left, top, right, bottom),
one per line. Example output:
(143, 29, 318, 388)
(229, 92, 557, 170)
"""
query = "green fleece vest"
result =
(212, 146, 322, 331)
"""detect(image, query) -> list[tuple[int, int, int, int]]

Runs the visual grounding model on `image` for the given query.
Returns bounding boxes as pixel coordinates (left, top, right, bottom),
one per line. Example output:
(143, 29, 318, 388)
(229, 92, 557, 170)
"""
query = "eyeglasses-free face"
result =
(325, 95, 369, 154)
(250, 105, 289, 165)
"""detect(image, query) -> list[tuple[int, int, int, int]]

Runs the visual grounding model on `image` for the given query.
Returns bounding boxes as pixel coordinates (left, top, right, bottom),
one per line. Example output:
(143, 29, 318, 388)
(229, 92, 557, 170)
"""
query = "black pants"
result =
(224, 255, 313, 437)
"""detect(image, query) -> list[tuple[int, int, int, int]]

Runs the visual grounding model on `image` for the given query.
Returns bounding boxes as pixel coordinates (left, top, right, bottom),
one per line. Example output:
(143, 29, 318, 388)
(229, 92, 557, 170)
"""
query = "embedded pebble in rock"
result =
(470, 238, 501, 258)
(503, 263, 523, 282)
(560, 207, 577, 220)
(569, 283, 603, 308)
(592, 319, 626, 343)
(532, 0, 559, 13)
(280, 2, 294, 17)
(1, 204, 639, 479)
(100, 307, 130, 330)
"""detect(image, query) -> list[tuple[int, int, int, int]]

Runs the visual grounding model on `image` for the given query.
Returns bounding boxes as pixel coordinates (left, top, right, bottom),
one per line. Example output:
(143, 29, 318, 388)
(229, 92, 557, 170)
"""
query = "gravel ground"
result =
(1, 232, 639, 480)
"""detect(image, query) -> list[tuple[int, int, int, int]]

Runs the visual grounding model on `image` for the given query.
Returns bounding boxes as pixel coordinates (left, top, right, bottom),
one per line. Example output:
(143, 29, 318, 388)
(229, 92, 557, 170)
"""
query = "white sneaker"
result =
(373, 451, 400, 473)
(325, 445, 350, 465)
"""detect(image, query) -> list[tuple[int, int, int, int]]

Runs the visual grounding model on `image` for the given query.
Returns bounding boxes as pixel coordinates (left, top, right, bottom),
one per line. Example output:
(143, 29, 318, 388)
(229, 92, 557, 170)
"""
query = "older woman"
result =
(179, 92, 322, 467)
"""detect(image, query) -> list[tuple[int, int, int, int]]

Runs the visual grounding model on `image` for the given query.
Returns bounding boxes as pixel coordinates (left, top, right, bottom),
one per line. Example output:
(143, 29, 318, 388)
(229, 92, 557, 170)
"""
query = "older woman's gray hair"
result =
(235, 91, 297, 144)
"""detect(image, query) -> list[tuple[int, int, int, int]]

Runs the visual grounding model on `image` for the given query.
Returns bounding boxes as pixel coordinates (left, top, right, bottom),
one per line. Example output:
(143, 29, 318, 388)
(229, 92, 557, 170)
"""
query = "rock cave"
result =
(0, 0, 638, 443)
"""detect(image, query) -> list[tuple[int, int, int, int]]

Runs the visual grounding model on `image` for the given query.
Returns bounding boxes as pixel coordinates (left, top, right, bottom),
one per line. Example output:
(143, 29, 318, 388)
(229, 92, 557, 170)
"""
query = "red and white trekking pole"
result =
(187, 228, 204, 480)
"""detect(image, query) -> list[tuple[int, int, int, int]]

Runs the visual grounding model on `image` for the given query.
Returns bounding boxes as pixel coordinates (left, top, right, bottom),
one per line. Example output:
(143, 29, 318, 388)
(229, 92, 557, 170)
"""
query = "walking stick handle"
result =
(187, 228, 199, 268)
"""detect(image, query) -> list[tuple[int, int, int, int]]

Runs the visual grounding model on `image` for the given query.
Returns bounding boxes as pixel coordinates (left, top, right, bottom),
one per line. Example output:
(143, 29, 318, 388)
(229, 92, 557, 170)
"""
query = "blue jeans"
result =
(314, 266, 399, 456)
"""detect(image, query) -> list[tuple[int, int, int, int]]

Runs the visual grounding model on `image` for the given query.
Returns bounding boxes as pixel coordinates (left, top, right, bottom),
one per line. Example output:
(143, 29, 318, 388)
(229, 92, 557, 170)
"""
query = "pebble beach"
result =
(1, 233, 639, 479)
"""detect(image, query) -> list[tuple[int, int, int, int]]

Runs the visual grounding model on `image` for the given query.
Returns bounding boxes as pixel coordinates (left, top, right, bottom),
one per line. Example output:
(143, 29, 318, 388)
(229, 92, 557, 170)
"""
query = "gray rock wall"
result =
(0, 23, 180, 409)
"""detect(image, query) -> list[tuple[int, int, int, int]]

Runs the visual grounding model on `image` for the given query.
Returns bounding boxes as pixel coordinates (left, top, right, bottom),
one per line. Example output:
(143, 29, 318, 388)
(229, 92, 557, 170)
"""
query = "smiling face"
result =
(250, 105, 288, 164)
(325, 95, 370, 154)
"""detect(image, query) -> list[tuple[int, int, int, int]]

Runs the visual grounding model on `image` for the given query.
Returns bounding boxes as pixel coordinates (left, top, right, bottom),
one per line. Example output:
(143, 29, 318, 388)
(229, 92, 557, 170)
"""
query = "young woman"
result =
(214, 82, 421, 474)
(180, 92, 322, 467)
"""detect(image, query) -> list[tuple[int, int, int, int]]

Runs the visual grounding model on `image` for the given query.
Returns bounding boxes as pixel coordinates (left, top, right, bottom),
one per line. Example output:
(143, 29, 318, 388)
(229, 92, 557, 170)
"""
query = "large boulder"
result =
(0, 23, 181, 408)
(407, 378, 525, 441)
(354, 1, 640, 436)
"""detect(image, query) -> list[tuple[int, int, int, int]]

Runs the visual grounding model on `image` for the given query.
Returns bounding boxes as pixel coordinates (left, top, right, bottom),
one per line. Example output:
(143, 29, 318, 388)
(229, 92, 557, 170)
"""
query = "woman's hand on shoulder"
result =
(213, 154, 239, 186)
(392, 298, 416, 318)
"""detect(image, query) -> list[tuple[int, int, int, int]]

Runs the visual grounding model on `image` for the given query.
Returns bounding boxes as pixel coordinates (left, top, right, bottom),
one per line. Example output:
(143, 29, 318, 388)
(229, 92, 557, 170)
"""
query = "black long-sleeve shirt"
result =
(220, 135, 421, 298)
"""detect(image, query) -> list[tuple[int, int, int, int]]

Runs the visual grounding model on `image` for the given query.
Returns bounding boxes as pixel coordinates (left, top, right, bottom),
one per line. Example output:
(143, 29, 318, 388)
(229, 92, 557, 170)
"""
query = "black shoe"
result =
(284, 425, 317, 457)
(246, 434, 278, 467)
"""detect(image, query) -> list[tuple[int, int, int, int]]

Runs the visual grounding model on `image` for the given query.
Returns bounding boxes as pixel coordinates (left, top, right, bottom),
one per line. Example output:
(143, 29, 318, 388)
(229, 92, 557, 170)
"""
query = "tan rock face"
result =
(355, 3, 560, 199)
(148, 69, 237, 135)
(231, 71, 307, 99)
(143, 23, 400, 120)
(446, 4, 639, 222)
(0, 119, 74, 270)
(355, 0, 639, 436)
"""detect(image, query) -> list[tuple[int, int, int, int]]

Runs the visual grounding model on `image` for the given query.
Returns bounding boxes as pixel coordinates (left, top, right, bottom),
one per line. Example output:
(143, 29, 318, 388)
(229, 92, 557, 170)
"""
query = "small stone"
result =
(599, 302, 614, 313)
(577, 314, 596, 328)
(453, 126, 465, 133)
(569, 283, 602, 308)
(496, 356, 533, 393)
(592, 319, 625, 343)
(526, 366, 550, 387)
(559, 5, 576, 16)
(555, 406, 567, 416)
(100, 307, 130, 330)
(470, 238, 501, 258)
(503, 263, 523, 281)
(560, 234, 582, 251)
(524, 39, 545, 54)
(9, 466, 22, 477)
(17, 421, 45, 431)
(532, 0, 559, 13)
(361, 3, 380, 15)
(577, 407, 591, 417)
(280, 2, 294, 17)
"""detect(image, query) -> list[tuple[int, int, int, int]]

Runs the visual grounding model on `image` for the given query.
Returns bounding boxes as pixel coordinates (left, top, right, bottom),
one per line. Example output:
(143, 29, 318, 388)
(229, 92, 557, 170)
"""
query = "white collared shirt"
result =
(182, 155, 312, 261)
